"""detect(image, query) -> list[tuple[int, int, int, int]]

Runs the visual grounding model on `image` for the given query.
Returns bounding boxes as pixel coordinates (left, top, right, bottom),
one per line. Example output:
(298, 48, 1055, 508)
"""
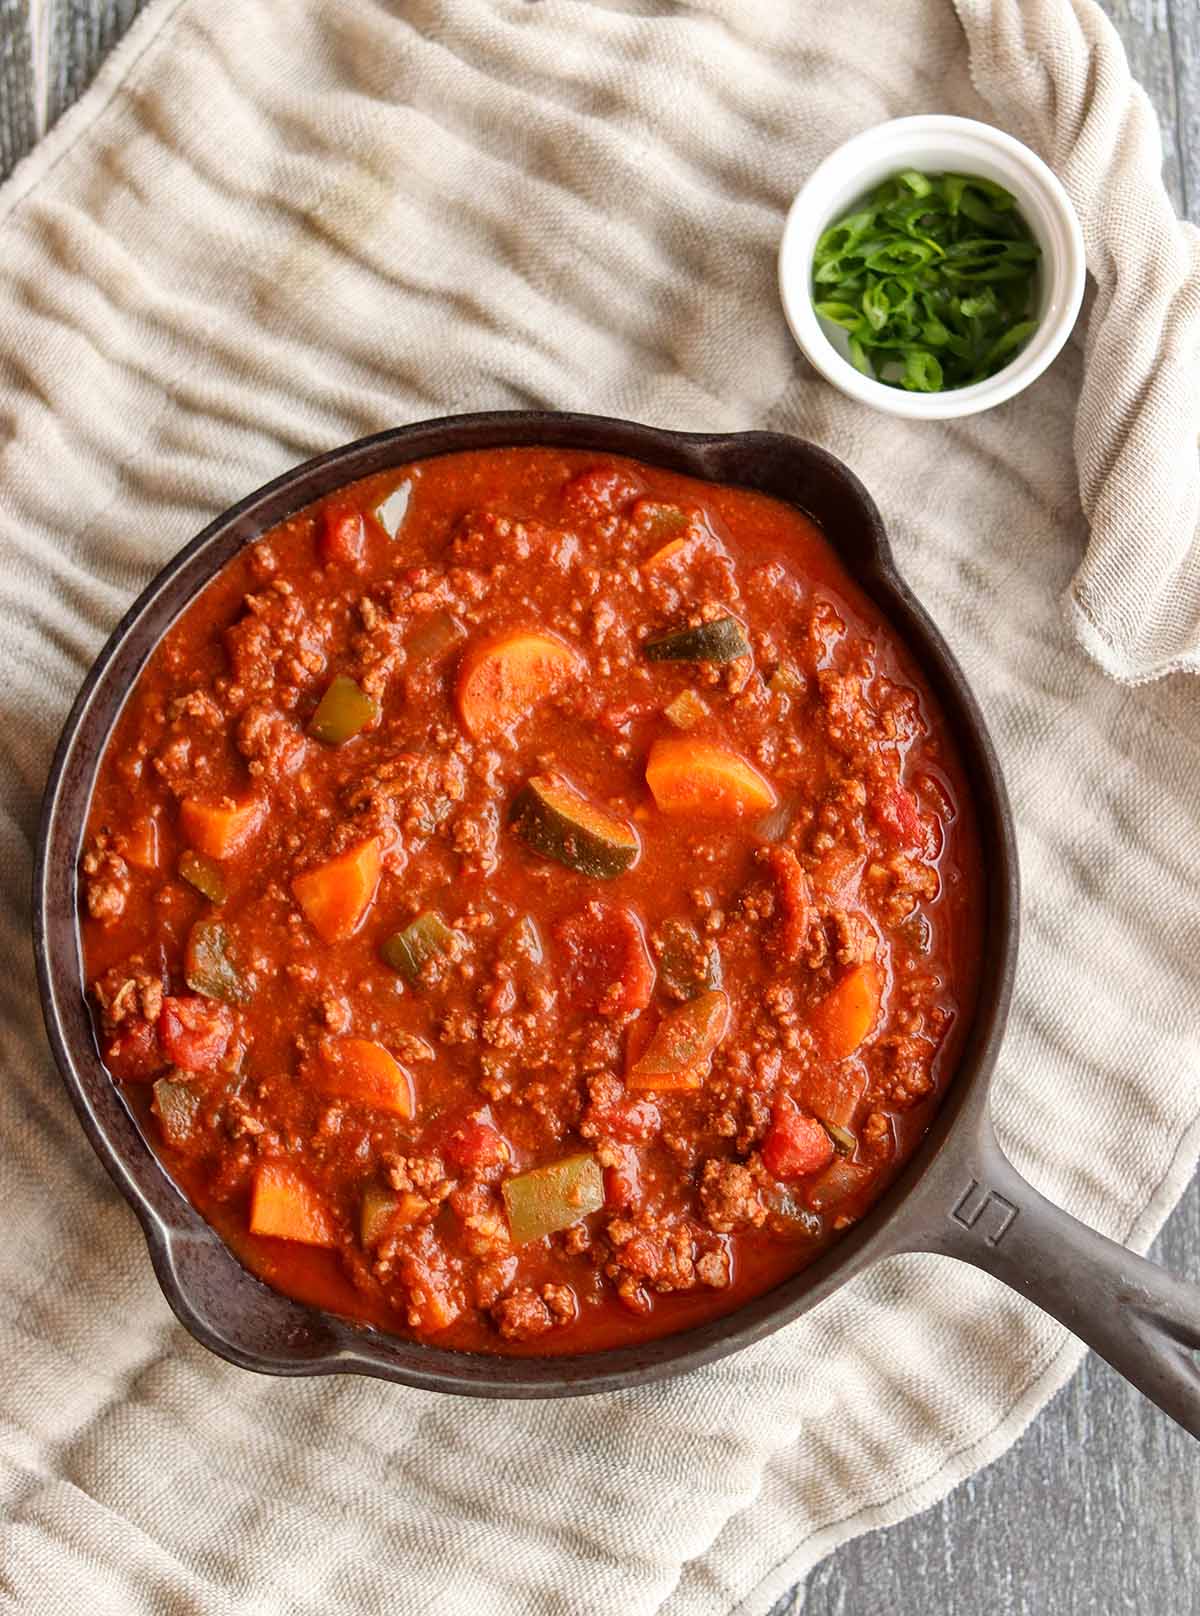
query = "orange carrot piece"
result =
(456, 631, 583, 740)
(249, 1162, 336, 1247)
(291, 836, 381, 944)
(810, 961, 884, 1061)
(645, 737, 777, 819)
(640, 536, 690, 575)
(179, 796, 265, 860)
(316, 1037, 414, 1118)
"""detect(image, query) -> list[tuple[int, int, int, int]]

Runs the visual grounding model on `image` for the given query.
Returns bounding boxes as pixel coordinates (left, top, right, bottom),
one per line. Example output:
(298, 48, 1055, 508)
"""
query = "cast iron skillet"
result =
(33, 411, 1200, 1433)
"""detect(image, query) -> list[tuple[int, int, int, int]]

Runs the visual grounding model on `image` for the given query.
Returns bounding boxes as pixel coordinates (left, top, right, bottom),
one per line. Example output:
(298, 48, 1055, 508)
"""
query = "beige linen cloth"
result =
(2, 1, 1199, 1611)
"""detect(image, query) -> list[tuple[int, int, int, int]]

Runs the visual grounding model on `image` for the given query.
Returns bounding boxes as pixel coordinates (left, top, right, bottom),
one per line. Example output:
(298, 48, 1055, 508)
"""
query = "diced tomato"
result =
(604, 1145, 642, 1210)
(554, 902, 656, 1016)
(872, 784, 926, 850)
(597, 699, 655, 736)
(442, 1117, 511, 1175)
(761, 845, 813, 963)
(583, 1089, 661, 1144)
(319, 502, 367, 570)
(104, 1019, 165, 1082)
(561, 465, 640, 515)
(158, 995, 233, 1072)
(761, 1095, 834, 1181)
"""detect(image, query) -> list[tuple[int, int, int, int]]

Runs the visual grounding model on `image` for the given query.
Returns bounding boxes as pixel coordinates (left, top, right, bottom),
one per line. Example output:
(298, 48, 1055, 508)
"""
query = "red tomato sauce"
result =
(80, 448, 982, 1355)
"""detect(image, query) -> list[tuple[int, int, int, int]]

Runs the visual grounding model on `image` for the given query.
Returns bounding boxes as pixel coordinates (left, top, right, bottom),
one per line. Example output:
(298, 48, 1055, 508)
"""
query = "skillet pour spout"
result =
(32, 409, 1200, 1432)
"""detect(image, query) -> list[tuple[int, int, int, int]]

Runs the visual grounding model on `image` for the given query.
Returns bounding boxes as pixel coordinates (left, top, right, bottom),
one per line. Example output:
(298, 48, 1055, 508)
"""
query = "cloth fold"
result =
(959, 0, 1200, 680)
(1, 3, 1198, 1613)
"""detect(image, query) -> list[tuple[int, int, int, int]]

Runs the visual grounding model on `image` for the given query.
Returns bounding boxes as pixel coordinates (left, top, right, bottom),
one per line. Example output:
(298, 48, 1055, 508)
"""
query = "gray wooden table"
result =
(3, 4, 1197, 1614)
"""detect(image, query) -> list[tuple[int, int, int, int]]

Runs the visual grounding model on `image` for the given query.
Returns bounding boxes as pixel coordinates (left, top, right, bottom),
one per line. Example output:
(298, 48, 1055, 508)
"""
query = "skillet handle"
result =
(909, 1116, 1200, 1438)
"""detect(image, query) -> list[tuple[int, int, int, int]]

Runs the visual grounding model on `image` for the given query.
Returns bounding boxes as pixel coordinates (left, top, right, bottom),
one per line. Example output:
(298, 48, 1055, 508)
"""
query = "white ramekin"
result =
(778, 115, 1086, 420)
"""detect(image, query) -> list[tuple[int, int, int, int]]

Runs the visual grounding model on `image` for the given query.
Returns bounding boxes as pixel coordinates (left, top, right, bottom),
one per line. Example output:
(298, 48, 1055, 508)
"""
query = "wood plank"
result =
(45, 0, 149, 132)
(1104, 0, 1188, 215)
(0, 0, 36, 180)
(1171, 0, 1200, 221)
(782, 1183, 1200, 1615)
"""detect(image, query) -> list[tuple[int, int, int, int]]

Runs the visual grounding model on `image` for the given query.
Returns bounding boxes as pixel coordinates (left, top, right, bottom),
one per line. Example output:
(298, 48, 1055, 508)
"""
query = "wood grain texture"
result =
(1103, 0, 1189, 215)
(0, 0, 36, 178)
(43, 0, 149, 134)
(780, 1185, 1200, 1616)
(0, 2, 1196, 1613)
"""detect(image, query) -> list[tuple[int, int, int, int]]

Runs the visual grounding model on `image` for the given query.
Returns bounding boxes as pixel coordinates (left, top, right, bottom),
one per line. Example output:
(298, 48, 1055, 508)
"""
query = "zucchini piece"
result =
(663, 688, 709, 730)
(656, 918, 722, 1000)
(643, 616, 750, 663)
(151, 1077, 202, 1150)
(179, 849, 227, 904)
(308, 674, 379, 745)
(502, 1153, 604, 1245)
(184, 919, 249, 1005)
(820, 1119, 857, 1155)
(627, 989, 730, 1091)
(381, 910, 459, 982)
(635, 501, 688, 541)
(510, 774, 639, 878)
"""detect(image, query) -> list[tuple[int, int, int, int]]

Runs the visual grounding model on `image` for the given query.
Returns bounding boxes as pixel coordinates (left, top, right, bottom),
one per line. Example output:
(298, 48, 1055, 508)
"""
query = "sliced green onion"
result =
(903, 350, 944, 392)
(811, 169, 1041, 392)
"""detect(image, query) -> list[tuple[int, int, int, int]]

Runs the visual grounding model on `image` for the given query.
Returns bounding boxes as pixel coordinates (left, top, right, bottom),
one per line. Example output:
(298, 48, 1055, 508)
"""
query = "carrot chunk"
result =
(291, 836, 381, 944)
(640, 536, 690, 575)
(249, 1162, 336, 1247)
(810, 960, 884, 1061)
(456, 631, 583, 740)
(316, 1037, 414, 1118)
(645, 737, 777, 819)
(179, 796, 265, 859)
